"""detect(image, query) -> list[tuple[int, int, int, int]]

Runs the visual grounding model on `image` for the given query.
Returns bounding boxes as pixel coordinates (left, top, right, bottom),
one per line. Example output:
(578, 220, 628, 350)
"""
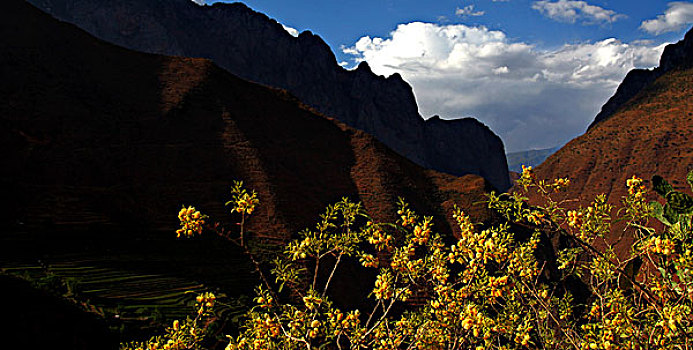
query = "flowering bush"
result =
(127, 170, 693, 349)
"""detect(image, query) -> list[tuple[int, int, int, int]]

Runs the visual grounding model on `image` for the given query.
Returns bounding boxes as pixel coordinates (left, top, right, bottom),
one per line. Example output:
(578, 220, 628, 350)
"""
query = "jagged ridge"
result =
(27, 0, 511, 191)
(589, 27, 693, 129)
(2, 0, 496, 241)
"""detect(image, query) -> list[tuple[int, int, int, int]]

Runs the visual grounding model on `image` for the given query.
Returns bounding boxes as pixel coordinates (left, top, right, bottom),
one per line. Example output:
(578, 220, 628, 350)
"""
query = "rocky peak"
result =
(28, 0, 511, 191)
(589, 26, 693, 129)
(659, 28, 693, 71)
(4, 0, 497, 238)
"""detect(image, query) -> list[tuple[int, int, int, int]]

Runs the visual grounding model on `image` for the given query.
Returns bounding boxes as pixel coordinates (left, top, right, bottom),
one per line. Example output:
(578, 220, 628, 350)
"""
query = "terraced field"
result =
(2, 260, 214, 321)
(0, 229, 261, 341)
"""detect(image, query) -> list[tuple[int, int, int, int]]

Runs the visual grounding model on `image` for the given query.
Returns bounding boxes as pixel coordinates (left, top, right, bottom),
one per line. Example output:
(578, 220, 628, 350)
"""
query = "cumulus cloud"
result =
(532, 0, 626, 25)
(282, 24, 300, 37)
(190, 0, 205, 5)
(344, 22, 666, 151)
(456, 5, 485, 17)
(641, 2, 693, 35)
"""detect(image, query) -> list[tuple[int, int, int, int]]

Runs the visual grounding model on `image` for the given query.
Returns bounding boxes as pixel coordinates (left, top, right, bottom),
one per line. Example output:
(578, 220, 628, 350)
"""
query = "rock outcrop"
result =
(27, 0, 511, 191)
(589, 27, 693, 129)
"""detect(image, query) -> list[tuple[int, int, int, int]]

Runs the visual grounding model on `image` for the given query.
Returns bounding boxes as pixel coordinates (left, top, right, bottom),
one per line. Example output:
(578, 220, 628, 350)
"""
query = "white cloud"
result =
(282, 24, 300, 37)
(532, 0, 626, 25)
(190, 0, 205, 5)
(641, 2, 693, 35)
(493, 66, 509, 74)
(456, 5, 485, 17)
(344, 22, 666, 151)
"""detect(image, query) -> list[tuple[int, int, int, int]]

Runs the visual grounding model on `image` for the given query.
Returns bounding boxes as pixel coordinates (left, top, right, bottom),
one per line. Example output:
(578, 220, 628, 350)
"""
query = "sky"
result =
(192, 0, 693, 152)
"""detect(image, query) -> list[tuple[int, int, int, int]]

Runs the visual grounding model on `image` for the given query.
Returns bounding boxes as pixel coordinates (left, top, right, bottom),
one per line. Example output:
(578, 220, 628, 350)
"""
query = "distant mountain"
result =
(26, 0, 511, 191)
(506, 147, 560, 173)
(531, 26, 693, 245)
(2, 0, 496, 241)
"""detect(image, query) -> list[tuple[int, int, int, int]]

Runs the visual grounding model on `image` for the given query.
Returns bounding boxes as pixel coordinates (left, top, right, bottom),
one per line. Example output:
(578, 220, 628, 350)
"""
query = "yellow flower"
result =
(462, 318, 473, 330)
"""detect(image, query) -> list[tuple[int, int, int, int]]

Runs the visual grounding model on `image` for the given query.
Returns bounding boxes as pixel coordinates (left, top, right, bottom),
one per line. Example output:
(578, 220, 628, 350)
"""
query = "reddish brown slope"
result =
(533, 67, 693, 211)
(1, 0, 493, 242)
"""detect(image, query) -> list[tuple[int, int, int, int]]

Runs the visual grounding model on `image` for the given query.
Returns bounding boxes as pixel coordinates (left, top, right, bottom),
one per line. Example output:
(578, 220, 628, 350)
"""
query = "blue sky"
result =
(195, 1, 693, 152)
(229, 1, 685, 62)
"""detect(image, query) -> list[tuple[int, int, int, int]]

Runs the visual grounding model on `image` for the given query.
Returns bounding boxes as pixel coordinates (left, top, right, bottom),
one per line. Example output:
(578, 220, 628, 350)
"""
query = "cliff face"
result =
(589, 27, 693, 129)
(423, 116, 510, 193)
(3, 0, 496, 241)
(27, 0, 511, 191)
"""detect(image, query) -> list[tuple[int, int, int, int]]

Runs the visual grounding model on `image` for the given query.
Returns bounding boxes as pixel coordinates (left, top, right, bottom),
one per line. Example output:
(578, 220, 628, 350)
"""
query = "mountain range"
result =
(3, 0, 500, 241)
(1, 1, 507, 345)
(27, 0, 511, 191)
(5, 0, 693, 347)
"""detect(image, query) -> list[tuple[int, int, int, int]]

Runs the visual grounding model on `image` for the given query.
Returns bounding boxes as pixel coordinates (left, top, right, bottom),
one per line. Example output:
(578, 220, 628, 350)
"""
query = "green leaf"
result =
(663, 204, 679, 225)
(649, 201, 671, 226)
(658, 266, 670, 280)
(652, 175, 674, 197)
(666, 190, 693, 214)
(687, 170, 693, 192)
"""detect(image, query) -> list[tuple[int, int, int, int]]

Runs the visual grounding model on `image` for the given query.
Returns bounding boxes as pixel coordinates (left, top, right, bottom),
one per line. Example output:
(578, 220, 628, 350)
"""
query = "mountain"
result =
(531, 27, 693, 233)
(506, 146, 560, 173)
(26, 0, 511, 191)
(2, 0, 496, 245)
(589, 28, 693, 129)
(2, 0, 503, 341)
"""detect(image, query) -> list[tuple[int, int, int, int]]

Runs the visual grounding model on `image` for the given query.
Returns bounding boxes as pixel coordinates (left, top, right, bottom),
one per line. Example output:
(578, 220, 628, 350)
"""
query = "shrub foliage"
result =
(123, 171, 693, 349)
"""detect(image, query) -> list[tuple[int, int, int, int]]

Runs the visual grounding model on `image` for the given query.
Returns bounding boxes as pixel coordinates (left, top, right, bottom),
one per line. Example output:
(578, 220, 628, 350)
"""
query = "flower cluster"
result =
(226, 181, 259, 216)
(552, 177, 571, 191)
(373, 272, 394, 300)
(176, 206, 207, 238)
(642, 236, 676, 255)
(366, 226, 393, 251)
(195, 292, 216, 316)
(567, 210, 583, 228)
(359, 253, 378, 268)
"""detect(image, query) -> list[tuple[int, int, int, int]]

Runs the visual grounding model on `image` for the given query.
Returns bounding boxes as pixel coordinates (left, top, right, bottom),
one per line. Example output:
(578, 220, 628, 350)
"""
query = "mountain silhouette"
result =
(2, 0, 496, 243)
(27, 0, 511, 191)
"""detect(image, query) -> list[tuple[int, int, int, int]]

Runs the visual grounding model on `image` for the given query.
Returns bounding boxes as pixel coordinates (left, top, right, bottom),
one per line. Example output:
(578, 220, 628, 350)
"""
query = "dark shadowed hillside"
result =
(2, 0, 495, 247)
(26, 0, 511, 191)
(0, 275, 119, 350)
(1, 0, 501, 343)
